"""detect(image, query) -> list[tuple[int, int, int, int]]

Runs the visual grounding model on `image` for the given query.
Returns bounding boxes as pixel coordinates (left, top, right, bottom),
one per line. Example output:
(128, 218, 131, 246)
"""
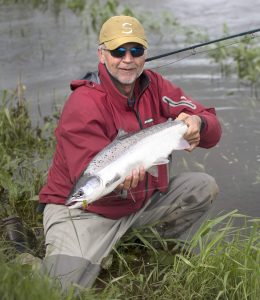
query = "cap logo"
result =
(122, 23, 133, 34)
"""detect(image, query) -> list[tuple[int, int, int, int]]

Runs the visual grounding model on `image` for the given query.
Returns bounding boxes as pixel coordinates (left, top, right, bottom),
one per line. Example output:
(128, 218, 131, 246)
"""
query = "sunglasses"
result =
(105, 47, 145, 58)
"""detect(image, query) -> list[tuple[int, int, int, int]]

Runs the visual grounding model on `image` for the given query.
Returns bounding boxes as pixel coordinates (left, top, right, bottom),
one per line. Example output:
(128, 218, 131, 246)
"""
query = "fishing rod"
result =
(145, 28, 260, 62)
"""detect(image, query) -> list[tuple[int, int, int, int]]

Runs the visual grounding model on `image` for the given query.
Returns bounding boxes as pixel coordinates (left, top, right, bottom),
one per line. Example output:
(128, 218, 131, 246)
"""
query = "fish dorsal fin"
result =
(115, 129, 132, 140)
(117, 129, 128, 138)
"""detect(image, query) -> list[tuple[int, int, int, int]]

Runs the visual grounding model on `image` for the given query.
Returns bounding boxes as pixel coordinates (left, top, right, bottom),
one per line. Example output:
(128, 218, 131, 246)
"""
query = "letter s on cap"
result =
(122, 23, 133, 34)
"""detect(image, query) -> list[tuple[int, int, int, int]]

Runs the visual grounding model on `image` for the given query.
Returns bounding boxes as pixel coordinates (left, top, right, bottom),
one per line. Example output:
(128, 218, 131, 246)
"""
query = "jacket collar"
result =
(98, 63, 150, 111)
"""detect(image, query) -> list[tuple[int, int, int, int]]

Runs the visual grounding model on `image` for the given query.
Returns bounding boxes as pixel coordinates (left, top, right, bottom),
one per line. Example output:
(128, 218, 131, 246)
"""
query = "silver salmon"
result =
(65, 119, 189, 209)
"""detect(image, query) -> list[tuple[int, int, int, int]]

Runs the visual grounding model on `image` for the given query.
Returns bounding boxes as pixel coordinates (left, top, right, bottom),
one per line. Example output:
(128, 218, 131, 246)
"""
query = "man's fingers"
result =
(130, 167, 145, 188)
(176, 112, 189, 122)
(114, 183, 124, 192)
(118, 167, 146, 191)
(139, 166, 145, 181)
(123, 175, 132, 190)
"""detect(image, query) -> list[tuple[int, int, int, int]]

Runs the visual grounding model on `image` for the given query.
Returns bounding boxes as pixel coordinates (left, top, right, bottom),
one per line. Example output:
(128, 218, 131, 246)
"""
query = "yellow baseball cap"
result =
(99, 15, 148, 50)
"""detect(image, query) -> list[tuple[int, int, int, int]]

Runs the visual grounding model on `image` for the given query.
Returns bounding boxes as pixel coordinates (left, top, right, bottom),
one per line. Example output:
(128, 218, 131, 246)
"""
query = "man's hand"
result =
(176, 112, 202, 152)
(115, 166, 145, 192)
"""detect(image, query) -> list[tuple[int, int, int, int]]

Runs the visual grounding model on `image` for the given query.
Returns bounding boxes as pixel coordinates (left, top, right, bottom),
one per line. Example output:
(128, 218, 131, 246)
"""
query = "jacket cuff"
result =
(199, 116, 207, 132)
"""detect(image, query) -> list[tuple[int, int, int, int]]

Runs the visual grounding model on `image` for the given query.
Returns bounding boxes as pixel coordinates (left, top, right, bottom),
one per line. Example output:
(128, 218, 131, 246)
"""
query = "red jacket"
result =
(39, 63, 221, 219)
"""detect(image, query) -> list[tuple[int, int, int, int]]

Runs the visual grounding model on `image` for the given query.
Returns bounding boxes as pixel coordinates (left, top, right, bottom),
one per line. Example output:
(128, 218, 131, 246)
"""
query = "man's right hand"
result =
(115, 166, 145, 191)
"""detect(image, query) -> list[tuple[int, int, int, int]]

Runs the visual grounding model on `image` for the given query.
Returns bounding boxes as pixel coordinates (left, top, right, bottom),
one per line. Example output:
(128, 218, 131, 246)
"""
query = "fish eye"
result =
(75, 189, 84, 198)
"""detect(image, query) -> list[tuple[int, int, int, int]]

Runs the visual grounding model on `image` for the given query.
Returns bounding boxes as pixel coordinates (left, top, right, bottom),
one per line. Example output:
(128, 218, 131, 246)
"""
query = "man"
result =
(39, 15, 221, 289)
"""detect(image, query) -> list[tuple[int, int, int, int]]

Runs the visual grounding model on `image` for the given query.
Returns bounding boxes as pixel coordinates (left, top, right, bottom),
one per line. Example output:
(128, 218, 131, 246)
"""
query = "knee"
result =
(193, 172, 219, 204)
(178, 172, 219, 206)
(201, 173, 219, 198)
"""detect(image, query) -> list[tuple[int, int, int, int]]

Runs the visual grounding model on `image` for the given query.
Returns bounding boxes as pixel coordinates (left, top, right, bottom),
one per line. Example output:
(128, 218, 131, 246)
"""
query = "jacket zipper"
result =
(134, 109, 143, 129)
(132, 81, 150, 204)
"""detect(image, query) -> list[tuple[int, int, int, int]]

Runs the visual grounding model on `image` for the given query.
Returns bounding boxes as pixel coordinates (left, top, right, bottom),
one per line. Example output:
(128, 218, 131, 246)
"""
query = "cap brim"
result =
(104, 36, 148, 50)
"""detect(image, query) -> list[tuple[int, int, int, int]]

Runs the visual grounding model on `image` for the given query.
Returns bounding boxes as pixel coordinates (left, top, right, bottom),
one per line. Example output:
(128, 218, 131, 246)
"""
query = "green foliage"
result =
(0, 0, 62, 15)
(208, 25, 260, 97)
(1, 211, 259, 299)
(233, 37, 260, 87)
(0, 0, 203, 45)
(0, 83, 57, 224)
(0, 253, 61, 300)
(0, 0, 131, 28)
(88, 0, 121, 33)
(66, 0, 85, 13)
(98, 211, 260, 299)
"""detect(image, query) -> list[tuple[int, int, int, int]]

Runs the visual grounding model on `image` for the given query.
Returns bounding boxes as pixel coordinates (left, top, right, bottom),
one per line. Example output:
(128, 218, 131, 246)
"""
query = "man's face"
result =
(99, 42, 146, 89)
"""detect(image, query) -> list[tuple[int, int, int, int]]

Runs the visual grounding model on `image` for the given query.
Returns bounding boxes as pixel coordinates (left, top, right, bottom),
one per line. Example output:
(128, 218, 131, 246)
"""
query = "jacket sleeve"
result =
(156, 74, 222, 148)
(57, 88, 110, 184)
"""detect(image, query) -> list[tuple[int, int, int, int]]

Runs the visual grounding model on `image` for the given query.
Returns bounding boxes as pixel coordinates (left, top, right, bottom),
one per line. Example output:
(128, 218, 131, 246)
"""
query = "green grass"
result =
(0, 85, 259, 299)
(0, 84, 56, 220)
(0, 211, 259, 299)
(94, 211, 260, 300)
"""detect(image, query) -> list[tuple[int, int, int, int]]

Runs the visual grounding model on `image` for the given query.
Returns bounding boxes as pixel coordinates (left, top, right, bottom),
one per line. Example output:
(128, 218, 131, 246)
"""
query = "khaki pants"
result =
(42, 172, 219, 290)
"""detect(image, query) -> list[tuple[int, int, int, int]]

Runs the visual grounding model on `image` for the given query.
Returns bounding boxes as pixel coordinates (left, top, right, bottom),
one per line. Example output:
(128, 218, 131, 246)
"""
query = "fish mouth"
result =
(66, 194, 89, 209)
(65, 195, 81, 206)
(66, 199, 85, 209)
(66, 200, 76, 207)
(65, 187, 86, 207)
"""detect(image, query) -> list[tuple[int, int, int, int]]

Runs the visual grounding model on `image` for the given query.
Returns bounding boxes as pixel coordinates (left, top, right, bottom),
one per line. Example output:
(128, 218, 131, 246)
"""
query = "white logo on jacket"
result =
(162, 96, 197, 110)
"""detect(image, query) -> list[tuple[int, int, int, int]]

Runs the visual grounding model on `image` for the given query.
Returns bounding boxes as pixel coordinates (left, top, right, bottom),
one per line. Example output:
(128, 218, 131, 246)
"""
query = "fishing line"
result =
(146, 34, 260, 70)
(129, 188, 136, 203)
(149, 53, 195, 70)
(99, 184, 182, 200)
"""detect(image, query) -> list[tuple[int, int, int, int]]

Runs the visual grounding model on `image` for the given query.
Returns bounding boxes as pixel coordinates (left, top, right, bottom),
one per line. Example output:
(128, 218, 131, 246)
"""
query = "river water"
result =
(0, 0, 260, 218)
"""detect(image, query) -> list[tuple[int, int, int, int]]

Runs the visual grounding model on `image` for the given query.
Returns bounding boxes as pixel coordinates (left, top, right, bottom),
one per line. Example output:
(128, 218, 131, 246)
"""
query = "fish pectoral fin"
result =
(147, 166, 159, 177)
(147, 158, 170, 177)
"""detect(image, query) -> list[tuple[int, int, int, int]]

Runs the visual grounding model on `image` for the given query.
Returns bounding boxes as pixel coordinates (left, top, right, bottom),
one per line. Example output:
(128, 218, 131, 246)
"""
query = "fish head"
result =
(66, 175, 103, 209)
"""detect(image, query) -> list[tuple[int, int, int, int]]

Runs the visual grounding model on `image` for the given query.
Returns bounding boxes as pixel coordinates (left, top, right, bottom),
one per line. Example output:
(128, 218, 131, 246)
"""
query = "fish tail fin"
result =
(175, 137, 190, 150)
